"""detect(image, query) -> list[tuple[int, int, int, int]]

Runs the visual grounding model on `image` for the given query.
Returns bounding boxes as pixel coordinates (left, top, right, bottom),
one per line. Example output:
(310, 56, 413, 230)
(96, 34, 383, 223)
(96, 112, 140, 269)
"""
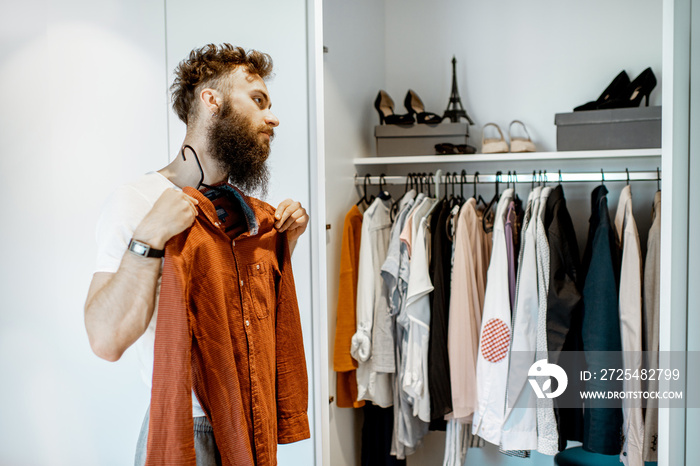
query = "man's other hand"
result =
(133, 188, 199, 249)
(274, 199, 308, 253)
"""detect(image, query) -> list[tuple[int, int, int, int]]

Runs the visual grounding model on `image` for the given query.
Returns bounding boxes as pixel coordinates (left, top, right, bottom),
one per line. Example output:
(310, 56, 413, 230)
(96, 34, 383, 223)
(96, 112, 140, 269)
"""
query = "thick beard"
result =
(206, 101, 271, 198)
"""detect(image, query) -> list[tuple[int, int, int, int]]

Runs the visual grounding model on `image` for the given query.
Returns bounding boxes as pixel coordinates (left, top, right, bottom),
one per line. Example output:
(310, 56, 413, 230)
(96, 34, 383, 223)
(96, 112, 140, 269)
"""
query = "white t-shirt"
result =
(95, 171, 205, 417)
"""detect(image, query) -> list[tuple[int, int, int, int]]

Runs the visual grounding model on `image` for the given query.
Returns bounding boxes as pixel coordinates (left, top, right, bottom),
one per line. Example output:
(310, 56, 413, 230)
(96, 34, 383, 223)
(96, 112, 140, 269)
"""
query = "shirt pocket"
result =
(247, 261, 275, 319)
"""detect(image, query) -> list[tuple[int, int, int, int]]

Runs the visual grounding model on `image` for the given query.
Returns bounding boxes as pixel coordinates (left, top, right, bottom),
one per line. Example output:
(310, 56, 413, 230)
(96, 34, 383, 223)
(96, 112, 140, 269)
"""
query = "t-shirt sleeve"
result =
(94, 185, 156, 273)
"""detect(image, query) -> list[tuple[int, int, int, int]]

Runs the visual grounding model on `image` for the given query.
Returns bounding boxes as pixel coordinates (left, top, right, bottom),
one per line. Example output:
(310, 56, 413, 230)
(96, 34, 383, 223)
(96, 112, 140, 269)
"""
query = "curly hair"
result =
(170, 44, 273, 125)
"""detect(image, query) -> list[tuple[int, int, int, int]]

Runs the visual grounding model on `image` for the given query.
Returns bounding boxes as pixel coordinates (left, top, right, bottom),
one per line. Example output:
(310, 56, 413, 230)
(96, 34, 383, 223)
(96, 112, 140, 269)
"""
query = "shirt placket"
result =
(229, 235, 266, 464)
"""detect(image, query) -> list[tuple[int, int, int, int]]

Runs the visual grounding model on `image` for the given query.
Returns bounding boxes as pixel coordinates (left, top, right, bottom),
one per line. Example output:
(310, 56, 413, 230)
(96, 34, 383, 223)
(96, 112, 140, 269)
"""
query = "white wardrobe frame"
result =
(305, 0, 697, 464)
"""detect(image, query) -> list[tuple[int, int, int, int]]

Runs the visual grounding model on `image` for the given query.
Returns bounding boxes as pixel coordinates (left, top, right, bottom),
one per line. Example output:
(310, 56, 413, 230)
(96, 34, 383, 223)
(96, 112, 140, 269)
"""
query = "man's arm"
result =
(84, 189, 198, 362)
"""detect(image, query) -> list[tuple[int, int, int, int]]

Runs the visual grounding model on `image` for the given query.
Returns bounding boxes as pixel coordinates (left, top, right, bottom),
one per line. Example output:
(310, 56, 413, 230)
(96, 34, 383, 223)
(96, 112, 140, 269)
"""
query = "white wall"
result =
(0, 0, 167, 464)
(384, 0, 663, 153)
(0, 0, 316, 464)
(323, 1, 663, 465)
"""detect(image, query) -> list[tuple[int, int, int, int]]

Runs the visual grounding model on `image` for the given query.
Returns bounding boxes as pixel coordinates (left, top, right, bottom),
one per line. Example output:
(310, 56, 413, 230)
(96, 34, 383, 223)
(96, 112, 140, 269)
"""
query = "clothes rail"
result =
(354, 170, 661, 185)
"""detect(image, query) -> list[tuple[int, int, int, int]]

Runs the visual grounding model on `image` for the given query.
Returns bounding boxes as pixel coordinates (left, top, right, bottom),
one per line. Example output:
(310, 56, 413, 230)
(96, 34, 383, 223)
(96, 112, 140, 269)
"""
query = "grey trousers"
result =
(134, 407, 222, 466)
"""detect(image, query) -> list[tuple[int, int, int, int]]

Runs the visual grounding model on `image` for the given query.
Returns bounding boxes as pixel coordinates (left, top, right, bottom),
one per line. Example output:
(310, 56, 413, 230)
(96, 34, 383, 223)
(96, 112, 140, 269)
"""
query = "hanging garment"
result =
(361, 403, 406, 466)
(505, 201, 517, 311)
(352, 197, 394, 407)
(147, 185, 309, 466)
(444, 198, 489, 464)
(543, 184, 584, 450)
(614, 184, 644, 466)
(333, 205, 365, 408)
(643, 190, 661, 462)
(447, 198, 490, 423)
(472, 187, 514, 445)
(534, 186, 560, 456)
(379, 190, 418, 459)
(442, 418, 484, 466)
(392, 195, 430, 458)
(428, 199, 453, 429)
(402, 199, 437, 423)
(501, 187, 541, 451)
(382, 190, 416, 319)
(581, 185, 624, 455)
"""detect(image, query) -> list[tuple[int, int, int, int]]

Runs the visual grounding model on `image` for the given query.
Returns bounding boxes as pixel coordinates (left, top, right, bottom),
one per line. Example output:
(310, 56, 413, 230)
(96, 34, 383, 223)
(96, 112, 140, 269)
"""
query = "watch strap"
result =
(128, 238, 165, 258)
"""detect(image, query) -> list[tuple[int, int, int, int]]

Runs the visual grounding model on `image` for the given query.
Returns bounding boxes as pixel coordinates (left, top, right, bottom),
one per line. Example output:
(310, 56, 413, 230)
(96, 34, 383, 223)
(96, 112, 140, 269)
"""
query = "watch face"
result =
(131, 241, 148, 255)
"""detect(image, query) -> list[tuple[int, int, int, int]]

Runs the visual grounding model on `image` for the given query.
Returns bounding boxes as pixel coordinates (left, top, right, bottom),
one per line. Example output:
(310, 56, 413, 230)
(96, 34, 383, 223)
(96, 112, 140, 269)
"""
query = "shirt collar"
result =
(183, 184, 259, 237)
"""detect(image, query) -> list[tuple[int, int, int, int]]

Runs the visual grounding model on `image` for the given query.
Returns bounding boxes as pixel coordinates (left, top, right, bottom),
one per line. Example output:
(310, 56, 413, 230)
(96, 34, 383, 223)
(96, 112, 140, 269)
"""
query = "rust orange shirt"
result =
(332, 205, 365, 408)
(146, 184, 309, 466)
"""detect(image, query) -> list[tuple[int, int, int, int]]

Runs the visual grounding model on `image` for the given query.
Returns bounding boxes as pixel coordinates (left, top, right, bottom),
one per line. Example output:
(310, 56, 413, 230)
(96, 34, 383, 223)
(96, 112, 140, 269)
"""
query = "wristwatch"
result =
(127, 238, 165, 258)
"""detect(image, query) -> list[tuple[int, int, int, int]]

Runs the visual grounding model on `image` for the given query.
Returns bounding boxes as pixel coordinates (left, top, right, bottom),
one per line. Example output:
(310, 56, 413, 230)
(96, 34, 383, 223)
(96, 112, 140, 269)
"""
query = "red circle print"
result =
(481, 318, 511, 362)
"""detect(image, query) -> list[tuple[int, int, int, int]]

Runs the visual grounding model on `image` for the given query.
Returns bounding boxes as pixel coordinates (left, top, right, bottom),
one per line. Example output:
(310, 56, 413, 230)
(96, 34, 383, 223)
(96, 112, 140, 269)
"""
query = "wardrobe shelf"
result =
(353, 148, 662, 166)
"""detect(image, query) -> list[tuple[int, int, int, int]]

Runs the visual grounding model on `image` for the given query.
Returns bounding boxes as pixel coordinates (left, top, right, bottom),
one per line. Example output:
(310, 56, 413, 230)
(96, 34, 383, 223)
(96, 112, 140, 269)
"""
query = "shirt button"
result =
(256, 264, 260, 270)
(232, 240, 235, 247)
(245, 320, 250, 327)
(240, 280, 244, 287)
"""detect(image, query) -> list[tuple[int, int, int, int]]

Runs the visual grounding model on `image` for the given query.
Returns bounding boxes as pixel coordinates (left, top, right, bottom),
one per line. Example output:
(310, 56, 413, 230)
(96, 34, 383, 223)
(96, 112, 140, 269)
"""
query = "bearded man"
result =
(84, 44, 310, 465)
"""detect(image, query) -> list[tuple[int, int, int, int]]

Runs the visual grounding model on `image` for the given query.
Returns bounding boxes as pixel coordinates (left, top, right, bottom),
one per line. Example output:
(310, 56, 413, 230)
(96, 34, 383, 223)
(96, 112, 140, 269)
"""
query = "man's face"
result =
(206, 68, 279, 196)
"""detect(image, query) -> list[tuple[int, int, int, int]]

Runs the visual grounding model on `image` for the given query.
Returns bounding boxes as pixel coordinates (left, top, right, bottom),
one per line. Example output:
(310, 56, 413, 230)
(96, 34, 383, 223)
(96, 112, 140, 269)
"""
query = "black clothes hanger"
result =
(356, 174, 374, 207)
(181, 145, 214, 191)
(378, 174, 391, 200)
(558, 170, 563, 185)
(482, 171, 502, 233)
(390, 172, 414, 221)
(472, 171, 487, 208)
(657, 167, 661, 191)
(511, 171, 521, 204)
(601, 168, 605, 185)
(532, 170, 537, 190)
(626, 168, 630, 186)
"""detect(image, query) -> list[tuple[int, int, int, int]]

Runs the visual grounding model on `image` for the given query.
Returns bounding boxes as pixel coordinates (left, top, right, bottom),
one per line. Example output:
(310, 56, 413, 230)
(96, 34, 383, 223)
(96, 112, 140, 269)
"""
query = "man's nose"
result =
(265, 111, 279, 127)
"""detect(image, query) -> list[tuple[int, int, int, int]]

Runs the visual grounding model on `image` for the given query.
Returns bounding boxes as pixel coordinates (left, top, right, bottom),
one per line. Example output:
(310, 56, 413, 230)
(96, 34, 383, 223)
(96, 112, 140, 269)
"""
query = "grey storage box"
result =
(555, 106, 661, 151)
(375, 122, 469, 156)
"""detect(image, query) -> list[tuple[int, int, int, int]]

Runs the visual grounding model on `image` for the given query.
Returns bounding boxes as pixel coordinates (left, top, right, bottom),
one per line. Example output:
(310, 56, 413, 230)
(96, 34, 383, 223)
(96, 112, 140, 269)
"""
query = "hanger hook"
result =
(543, 170, 547, 187)
(558, 170, 563, 185)
(601, 168, 605, 185)
(626, 168, 630, 186)
(473, 171, 479, 198)
(495, 170, 502, 197)
(182, 145, 207, 190)
(657, 167, 660, 191)
(364, 173, 372, 202)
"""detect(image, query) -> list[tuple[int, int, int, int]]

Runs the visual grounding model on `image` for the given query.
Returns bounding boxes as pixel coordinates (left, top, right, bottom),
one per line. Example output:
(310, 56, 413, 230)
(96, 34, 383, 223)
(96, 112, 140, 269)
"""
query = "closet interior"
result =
(322, 1, 667, 465)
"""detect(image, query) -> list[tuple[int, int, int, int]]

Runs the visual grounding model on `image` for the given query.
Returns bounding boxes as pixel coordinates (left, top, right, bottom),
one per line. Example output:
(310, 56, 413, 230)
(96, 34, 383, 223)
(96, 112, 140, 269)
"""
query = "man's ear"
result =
(199, 88, 221, 116)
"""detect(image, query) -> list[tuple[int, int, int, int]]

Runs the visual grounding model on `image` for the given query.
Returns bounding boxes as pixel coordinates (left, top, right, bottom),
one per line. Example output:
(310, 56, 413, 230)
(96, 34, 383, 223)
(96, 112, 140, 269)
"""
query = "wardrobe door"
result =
(684, 0, 700, 463)
(164, 1, 316, 465)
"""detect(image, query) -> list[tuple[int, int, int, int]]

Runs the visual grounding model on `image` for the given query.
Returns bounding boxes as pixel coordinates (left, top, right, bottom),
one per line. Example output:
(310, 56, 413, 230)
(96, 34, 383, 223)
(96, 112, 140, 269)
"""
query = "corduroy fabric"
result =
(146, 185, 309, 466)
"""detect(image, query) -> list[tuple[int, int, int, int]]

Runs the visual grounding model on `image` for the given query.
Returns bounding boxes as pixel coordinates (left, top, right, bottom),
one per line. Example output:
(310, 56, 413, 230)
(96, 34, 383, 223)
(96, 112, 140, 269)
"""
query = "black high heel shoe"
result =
(574, 70, 630, 112)
(375, 90, 415, 125)
(598, 68, 657, 109)
(404, 89, 443, 124)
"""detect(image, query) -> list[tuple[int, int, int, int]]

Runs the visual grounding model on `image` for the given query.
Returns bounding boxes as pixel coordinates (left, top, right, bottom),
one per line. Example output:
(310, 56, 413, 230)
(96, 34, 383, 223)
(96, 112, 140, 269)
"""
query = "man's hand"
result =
(133, 188, 199, 249)
(274, 199, 308, 254)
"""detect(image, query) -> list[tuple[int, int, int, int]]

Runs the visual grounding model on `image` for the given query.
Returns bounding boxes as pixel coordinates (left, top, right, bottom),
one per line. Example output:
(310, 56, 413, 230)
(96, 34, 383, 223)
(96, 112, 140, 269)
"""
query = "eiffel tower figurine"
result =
(443, 56, 474, 125)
